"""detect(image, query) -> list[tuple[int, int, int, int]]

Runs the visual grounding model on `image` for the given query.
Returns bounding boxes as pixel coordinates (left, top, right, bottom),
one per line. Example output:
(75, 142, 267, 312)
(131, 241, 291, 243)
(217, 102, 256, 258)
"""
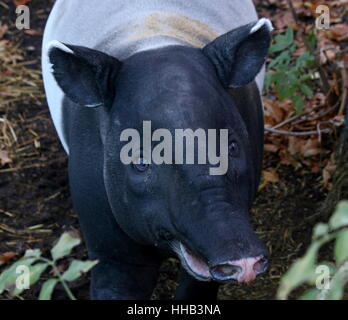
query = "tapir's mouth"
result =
(172, 241, 268, 283)
(178, 243, 211, 281)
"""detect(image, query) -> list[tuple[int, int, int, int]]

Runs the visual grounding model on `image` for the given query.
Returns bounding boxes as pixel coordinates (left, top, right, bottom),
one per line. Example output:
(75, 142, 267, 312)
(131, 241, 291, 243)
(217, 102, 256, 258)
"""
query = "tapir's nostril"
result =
(210, 264, 242, 282)
(210, 256, 268, 283)
(253, 256, 268, 274)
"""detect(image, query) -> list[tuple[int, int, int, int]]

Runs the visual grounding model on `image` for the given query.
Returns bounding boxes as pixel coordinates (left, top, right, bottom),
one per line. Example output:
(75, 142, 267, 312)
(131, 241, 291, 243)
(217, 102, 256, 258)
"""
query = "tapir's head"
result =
(48, 19, 273, 283)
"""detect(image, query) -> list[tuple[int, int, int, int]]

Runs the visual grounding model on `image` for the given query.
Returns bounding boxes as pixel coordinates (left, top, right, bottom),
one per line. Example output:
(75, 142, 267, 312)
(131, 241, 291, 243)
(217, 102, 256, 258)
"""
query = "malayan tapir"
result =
(42, 0, 273, 300)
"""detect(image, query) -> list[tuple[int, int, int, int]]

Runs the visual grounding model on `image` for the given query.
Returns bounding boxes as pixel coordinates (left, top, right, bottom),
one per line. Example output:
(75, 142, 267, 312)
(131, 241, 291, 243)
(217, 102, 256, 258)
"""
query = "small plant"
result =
(265, 27, 316, 113)
(0, 232, 98, 300)
(277, 201, 348, 300)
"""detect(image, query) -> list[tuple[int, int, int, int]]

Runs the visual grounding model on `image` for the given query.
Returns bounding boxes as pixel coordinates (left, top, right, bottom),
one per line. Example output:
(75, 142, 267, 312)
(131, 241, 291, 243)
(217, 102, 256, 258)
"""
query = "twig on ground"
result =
(292, 103, 339, 125)
(271, 112, 297, 129)
(338, 62, 348, 116)
(265, 127, 331, 136)
(0, 209, 14, 217)
(270, 104, 337, 130)
(0, 159, 65, 173)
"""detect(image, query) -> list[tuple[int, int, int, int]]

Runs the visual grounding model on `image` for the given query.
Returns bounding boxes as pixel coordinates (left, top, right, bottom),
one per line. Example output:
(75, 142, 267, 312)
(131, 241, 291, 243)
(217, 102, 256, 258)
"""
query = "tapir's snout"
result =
(209, 256, 268, 283)
(177, 239, 268, 284)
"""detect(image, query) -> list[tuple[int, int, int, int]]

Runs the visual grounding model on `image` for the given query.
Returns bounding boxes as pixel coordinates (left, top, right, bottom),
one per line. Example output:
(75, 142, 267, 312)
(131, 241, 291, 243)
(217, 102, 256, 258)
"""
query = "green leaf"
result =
(292, 95, 304, 114)
(12, 263, 48, 296)
(0, 257, 38, 294)
(288, 43, 297, 54)
(61, 260, 98, 282)
(316, 262, 337, 279)
(39, 278, 58, 300)
(313, 223, 329, 240)
(51, 232, 81, 261)
(307, 32, 317, 52)
(29, 263, 48, 285)
(299, 74, 313, 83)
(264, 73, 273, 91)
(279, 85, 292, 100)
(268, 50, 291, 69)
(300, 288, 322, 300)
(335, 229, 348, 265)
(325, 264, 348, 300)
(269, 27, 294, 53)
(296, 52, 315, 69)
(329, 201, 348, 230)
(300, 84, 314, 98)
(307, 262, 335, 288)
(277, 241, 322, 300)
(24, 249, 42, 259)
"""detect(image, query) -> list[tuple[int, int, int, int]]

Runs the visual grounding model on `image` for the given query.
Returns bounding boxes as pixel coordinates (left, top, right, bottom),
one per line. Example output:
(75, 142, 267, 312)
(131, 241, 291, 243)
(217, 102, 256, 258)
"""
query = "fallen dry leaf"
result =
(0, 24, 8, 39)
(325, 24, 348, 42)
(0, 150, 12, 166)
(0, 252, 17, 266)
(259, 168, 280, 191)
(272, 11, 296, 31)
(24, 29, 43, 36)
(264, 143, 280, 153)
(311, 93, 326, 107)
(288, 136, 303, 156)
(263, 169, 279, 183)
(288, 137, 321, 158)
(317, 35, 340, 64)
(322, 154, 337, 185)
(13, 0, 31, 5)
(300, 138, 321, 158)
(264, 99, 287, 125)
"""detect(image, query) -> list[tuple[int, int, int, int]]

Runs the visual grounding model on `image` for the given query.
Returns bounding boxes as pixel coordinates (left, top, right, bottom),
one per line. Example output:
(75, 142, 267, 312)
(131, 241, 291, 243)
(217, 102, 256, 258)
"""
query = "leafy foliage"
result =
(277, 201, 348, 300)
(0, 232, 98, 300)
(265, 27, 316, 113)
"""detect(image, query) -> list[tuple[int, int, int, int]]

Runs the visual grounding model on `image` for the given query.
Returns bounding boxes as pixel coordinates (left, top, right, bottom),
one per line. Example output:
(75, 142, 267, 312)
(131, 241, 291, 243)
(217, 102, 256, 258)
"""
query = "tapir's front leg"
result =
(90, 257, 160, 300)
(71, 181, 161, 300)
(175, 269, 219, 300)
(85, 219, 161, 300)
(68, 148, 161, 300)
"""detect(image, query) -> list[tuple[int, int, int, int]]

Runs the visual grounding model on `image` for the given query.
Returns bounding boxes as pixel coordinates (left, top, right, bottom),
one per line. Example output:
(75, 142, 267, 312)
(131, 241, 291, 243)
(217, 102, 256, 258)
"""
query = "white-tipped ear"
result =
(47, 40, 75, 56)
(47, 42, 122, 108)
(203, 19, 273, 88)
(250, 18, 273, 34)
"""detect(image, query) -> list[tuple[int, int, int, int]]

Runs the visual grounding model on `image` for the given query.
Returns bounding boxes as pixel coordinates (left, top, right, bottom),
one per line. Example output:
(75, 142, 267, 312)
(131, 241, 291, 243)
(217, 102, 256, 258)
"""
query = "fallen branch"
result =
(265, 127, 331, 136)
(270, 102, 337, 130)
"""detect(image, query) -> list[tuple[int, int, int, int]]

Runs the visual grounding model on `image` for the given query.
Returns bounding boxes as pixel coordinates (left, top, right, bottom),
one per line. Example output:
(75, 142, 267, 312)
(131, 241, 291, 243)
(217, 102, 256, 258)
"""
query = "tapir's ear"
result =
(202, 18, 273, 88)
(47, 40, 122, 107)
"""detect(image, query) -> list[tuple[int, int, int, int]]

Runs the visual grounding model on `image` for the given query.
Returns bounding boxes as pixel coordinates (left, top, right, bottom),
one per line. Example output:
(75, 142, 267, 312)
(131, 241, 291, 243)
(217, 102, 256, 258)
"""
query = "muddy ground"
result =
(0, 0, 340, 300)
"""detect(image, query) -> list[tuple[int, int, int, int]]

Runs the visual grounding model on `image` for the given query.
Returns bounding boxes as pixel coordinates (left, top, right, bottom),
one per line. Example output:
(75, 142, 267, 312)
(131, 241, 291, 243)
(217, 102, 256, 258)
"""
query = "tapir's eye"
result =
(229, 141, 239, 157)
(133, 157, 150, 172)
